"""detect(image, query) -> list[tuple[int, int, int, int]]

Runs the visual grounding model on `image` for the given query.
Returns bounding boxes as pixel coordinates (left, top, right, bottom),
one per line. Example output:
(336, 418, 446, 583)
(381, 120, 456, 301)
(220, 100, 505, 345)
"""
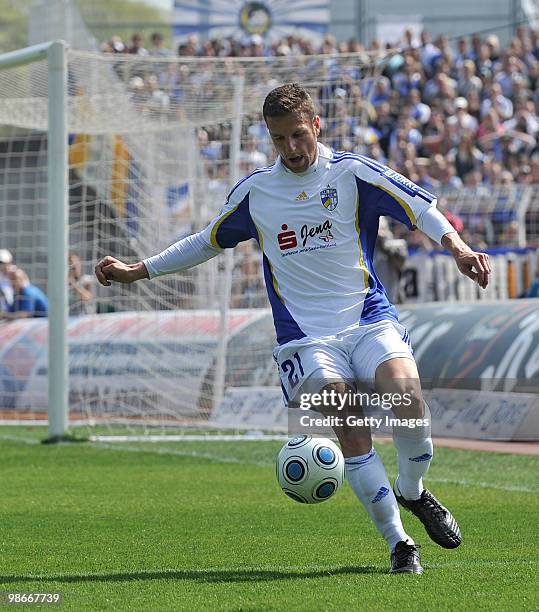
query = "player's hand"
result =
(453, 249, 491, 289)
(94, 256, 148, 286)
(441, 232, 491, 289)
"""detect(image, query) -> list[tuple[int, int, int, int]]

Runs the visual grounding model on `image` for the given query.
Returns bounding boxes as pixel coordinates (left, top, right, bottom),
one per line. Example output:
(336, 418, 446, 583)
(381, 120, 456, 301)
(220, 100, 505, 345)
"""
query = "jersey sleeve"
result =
(143, 231, 221, 279)
(199, 180, 257, 249)
(350, 157, 432, 225)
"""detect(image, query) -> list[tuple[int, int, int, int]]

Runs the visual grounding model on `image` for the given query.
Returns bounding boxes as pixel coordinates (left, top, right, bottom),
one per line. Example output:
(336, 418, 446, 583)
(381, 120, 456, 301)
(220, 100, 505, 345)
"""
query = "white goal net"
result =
(0, 44, 389, 437)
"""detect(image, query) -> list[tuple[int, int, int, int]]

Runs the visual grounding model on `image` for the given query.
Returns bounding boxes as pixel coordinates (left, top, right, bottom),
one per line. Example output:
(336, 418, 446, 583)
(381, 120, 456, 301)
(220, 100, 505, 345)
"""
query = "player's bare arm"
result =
(441, 232, 491, 289)
(94, 256, 149, 286)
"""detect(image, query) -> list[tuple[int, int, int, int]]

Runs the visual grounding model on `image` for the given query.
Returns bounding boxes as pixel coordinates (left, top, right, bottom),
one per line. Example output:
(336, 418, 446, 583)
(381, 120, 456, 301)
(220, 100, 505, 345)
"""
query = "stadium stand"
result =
(96, 28, 539, 304)
(99, 28, 539, 232)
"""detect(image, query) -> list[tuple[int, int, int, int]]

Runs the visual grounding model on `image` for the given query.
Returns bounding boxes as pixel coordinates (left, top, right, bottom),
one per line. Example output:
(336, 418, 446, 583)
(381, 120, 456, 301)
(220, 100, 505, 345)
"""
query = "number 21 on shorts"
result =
(280, 351, 305, 391)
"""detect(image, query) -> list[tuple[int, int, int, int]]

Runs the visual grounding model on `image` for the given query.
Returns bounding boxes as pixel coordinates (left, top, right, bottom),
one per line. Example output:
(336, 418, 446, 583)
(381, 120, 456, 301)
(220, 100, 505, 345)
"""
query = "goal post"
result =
(47, 41, 69, 442)
(0, 40, 69, 442)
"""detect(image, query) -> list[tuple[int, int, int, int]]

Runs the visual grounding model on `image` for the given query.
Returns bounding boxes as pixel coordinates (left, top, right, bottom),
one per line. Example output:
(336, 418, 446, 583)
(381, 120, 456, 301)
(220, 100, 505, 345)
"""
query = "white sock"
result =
(345, 448, 413, 552)
(393, 403, 433, 501)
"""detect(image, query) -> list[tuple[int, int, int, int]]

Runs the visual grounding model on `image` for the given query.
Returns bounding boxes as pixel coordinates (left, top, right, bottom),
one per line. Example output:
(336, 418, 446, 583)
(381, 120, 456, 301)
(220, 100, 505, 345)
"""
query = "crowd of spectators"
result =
(98, 27, 539, 301)
(0, 250, 95, 321)
(0, 249, 48, 320)
(101, 26, 539, 192)
(4, 26, 538, 315)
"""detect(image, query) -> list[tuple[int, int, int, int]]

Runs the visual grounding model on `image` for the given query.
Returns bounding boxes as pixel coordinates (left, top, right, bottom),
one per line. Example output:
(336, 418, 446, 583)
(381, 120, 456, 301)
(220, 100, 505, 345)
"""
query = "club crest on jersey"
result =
(320, 185, 338, 211)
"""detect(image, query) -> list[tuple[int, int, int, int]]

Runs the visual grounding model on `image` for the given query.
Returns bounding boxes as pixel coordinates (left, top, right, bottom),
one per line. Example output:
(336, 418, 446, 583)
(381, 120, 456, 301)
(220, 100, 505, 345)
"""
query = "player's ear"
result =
(313, 115, 321, 135)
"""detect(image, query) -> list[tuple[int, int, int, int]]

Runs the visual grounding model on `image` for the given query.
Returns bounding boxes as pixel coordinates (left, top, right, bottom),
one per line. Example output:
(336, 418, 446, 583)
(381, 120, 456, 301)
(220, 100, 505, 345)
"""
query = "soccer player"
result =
(95, 83, 490, 574)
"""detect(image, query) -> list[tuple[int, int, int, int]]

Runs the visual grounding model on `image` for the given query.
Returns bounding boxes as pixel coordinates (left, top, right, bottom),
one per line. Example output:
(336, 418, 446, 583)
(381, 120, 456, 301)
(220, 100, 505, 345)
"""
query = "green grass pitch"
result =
(0, 426, 537, 611)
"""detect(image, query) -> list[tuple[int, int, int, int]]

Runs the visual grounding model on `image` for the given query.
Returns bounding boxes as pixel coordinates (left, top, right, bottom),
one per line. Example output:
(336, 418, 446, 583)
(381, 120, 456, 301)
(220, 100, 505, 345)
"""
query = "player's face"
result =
(266, 112, 321, 173)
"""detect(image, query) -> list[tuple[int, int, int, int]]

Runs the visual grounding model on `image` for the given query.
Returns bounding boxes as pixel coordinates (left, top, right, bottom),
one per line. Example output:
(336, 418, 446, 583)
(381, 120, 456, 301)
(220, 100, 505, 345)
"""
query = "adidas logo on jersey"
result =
(295, 191, 308, 201)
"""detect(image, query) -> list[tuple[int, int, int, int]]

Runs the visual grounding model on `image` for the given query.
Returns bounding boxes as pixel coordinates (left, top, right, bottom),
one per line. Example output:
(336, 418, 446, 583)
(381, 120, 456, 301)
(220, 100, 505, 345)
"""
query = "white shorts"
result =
(273, 320, 414, 405)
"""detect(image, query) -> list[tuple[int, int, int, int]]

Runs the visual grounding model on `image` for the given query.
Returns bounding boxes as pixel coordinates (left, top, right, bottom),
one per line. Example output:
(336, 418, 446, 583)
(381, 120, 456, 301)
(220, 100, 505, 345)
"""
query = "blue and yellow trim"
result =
(355, 191, 370, 290)
(210, 205, 240, 248)
(372, 183, 417, 227)
(252, 219, 285, 304)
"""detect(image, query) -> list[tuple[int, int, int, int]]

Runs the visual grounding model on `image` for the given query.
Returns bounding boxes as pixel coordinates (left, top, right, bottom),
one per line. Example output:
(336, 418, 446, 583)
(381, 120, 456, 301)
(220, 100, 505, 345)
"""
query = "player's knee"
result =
(389, 381, 424, 418)
(319, 382, 352, 409)
(317, 381, 365, 420)
(317, 384, 372, 455)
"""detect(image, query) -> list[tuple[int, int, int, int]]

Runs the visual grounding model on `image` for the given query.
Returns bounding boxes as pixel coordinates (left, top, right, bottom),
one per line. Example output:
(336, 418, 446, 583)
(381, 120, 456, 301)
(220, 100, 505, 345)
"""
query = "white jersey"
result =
(190, 144, 452, 345)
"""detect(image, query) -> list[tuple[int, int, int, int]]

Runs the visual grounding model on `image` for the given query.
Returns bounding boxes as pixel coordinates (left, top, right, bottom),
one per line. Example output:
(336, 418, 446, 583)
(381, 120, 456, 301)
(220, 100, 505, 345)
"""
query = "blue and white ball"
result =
(276, 435, 345, 504)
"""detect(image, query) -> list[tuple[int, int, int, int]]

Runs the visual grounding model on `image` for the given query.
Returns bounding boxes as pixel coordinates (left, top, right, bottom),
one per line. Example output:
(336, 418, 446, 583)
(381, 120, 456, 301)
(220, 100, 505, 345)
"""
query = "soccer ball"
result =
(276, 435, 345, 504)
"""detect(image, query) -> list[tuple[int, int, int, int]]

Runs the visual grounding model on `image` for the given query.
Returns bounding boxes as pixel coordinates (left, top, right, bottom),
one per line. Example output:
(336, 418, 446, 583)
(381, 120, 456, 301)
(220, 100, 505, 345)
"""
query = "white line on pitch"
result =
(426, 476, 536, 493)
(92, 443, 538, 493)
(94, 442, 273, 468)
(1, 435, 537, 494)
(90, 434, 289, 442)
